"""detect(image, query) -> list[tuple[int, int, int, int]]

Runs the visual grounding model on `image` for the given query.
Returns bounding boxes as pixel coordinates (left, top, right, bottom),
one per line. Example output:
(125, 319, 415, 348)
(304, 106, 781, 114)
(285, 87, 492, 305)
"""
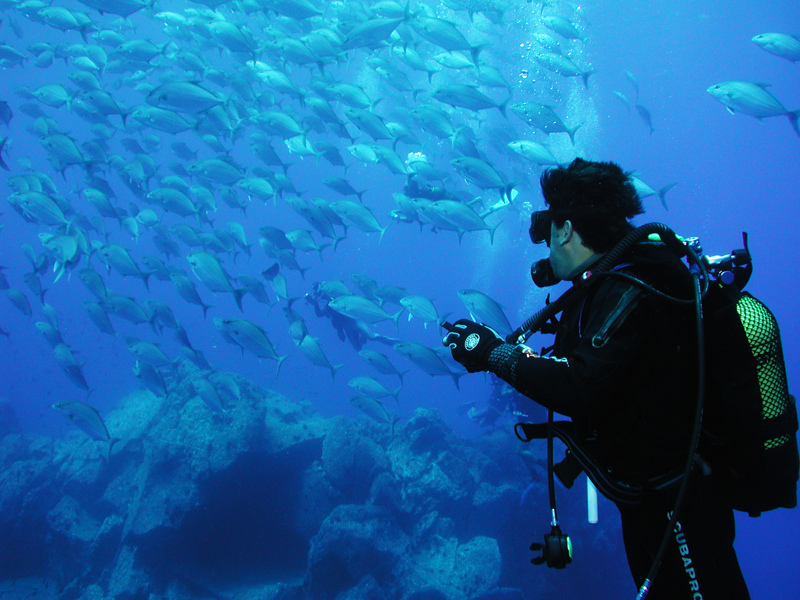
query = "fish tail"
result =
(316, 243, 331, 262)
(391, 309, 404, 332)
(657, 183, 677, 211)
(501, 183, 516, 204)
(330, 364, 345, 382)
(148, 314, 159, 335)
(0, 137, 8, 171)
(201, 301, 213, 320)
(275, 354, 290, 378)
(403, 0, 413, 20)
(789, 110, 800, 137)
(379, 222, 391, 244)
(499, 96, 510, 120)
(107, 437, 121, 462)
(469, 43, 487, 66)
(451, 371, 464, 390)
(233, 288, 245, 312)
(488, 219, 503, 245)
(567, 123, 581, 146)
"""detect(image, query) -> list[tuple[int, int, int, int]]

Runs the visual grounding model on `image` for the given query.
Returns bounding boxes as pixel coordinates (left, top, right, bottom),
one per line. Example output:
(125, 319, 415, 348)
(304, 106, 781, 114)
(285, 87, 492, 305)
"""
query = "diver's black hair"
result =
(540, 158, 643, 253)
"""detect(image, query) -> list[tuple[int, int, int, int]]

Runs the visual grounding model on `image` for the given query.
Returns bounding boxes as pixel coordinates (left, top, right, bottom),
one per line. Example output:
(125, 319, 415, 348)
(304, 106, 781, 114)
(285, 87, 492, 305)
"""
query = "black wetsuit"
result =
(492, 242, 750, 599)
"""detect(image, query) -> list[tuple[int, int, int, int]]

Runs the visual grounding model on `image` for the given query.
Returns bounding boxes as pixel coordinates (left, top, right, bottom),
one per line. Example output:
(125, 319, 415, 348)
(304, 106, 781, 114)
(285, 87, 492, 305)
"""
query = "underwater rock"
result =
(47, 495, 101, 544)
(467, 482, 519, 538)
(396, 534, 502, 600)
(263, 396, 330, 456)
(447, 537, 502, 599)
(321, 417, 389, 501)
(387, 409, 476, 520)
(305, 504, 410, 599)
(406, 588, 449, 600)
(295, 461, 346, 541)
(332, 574, 385, 600)
(0, 379, 537, 600)
(468, 588, 526, 600)
(0, 434, 58, 580)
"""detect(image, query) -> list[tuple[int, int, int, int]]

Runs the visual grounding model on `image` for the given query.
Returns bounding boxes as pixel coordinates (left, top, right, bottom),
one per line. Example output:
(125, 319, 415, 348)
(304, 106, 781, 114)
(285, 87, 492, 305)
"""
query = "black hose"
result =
(507, 223, 705, 344)
(637, 269, 706, 599)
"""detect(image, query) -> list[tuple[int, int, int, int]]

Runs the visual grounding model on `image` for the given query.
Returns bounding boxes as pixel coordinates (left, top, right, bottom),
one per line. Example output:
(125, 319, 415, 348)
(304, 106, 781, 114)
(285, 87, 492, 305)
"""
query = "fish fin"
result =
(275, 354, 290, 378)
(788, 110, 800, 137)
(451, 370, 465, 390)
(658, 183, 677, 210)
(201, 301, 213, 320)
(107, 437, 121, 462)
(488, 219, 504, 244)
(498, 96, 510, 119)
(391, 309, 404, 332)
(0, 137, 8, 171)
(233, 288, 245, 312)
(330, 364, 345, 382)
(567, 123, 581, 145)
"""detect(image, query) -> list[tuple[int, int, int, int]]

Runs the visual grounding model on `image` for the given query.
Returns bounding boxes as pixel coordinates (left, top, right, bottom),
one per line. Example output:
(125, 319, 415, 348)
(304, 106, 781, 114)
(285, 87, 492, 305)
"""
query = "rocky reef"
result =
(0, 366, 626, 600)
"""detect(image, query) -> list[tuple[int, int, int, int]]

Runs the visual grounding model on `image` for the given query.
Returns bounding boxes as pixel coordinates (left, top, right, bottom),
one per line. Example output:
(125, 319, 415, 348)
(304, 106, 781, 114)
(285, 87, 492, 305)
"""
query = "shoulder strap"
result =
(591, 286, 643, 348)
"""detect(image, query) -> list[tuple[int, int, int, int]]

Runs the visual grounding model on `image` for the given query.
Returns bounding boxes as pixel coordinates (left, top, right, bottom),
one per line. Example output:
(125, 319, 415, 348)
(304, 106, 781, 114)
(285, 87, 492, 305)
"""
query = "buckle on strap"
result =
(591, 286, 642, 348)
(515, 420, 683, 505)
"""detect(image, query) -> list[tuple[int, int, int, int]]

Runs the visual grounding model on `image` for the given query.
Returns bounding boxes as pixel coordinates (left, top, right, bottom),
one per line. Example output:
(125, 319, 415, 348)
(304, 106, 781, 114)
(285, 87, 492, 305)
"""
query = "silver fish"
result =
(215, 317, 288, 374)
(126, 336, 172, 367)
(349, 395, 397, 433)
(457, 289, 512, 335)
(296, 334, 343, 381)
(752, 33, 800, 63)
(393, 341, 463, 389)
(328, 295, 402, 326)
(348, 375, 400, 404)
(706, 81, 800, 136)
(146, 81, 225, 114)
(133, 360, 167, 397)
(358, 349, 407, 383)
(187, 251, 244, 311)
(192, 376, 226, 413)
(84, 300, 116, 336)
(53, 400, 110, 442)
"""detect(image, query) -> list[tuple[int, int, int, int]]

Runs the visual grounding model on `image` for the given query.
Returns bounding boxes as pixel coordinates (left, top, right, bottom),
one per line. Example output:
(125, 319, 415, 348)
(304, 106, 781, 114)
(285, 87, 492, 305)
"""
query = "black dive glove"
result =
(442, 319, 504, 373)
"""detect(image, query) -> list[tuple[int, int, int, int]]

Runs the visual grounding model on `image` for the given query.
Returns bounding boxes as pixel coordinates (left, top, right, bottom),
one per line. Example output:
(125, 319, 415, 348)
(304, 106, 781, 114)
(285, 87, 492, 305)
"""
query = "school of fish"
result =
(0, 0, 795, 436)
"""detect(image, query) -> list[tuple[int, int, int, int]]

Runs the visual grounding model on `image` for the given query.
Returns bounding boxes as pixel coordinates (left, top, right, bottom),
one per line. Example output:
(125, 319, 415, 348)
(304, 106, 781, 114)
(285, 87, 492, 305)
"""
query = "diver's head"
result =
(530, 159, 643, 282)
(538, 158, 643, 254)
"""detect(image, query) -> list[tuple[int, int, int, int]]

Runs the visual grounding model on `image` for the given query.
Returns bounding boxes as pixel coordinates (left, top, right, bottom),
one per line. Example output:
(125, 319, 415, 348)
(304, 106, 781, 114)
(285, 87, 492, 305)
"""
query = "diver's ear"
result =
(560, 219, 574, 245)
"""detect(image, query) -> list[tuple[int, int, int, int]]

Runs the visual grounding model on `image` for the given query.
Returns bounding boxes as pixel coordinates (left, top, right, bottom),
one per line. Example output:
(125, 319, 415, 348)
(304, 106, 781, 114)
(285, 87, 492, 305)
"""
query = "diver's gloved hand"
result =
(442, 319, 504, 373)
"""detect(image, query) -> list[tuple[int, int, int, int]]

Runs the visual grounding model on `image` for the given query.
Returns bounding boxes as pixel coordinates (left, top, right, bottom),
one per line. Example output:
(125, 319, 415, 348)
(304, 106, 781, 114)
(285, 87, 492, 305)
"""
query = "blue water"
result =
(0, 0, 798, 598)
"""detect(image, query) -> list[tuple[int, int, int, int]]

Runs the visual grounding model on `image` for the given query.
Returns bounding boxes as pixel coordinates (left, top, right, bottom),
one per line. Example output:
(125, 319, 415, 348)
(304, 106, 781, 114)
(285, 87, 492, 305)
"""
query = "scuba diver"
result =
(403, 151, 455, 201)
(305, 283, 399, 351)
(443, 159, 753, 599)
